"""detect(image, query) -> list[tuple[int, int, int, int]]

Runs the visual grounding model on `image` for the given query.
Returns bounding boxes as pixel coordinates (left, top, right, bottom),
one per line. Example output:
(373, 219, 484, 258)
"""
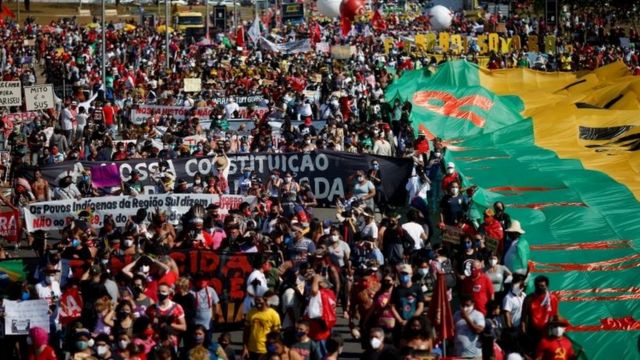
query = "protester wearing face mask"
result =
(461, 260, 495, 316)
(535, 316, 575, 360)
(485, 253, 512, 296)
(290, 320, 323, 360)
(94, 334, 113, 360)
(72, 328, 95, 359)
(186, 325, 211, 359)
(359, 327, 400, 360)
(453, 296, 485, 359)
(502, 275, 527, 329)
(521, 276, 559, 352)
(441, 161, 461, 191)
(35, 264, 62, 306)
(439, 181, 470, 229)
(146, 283, 187, 335)
(242, 296, 281, 360)
(352, 170, 376, 211)
(390, 264, 424, 344)
(191, 272, 222, 332)
(413, 260, 434, 304)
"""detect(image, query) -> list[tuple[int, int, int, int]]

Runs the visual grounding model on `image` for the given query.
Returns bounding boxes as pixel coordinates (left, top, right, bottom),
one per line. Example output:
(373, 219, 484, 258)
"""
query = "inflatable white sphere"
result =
(429, 5, 453, 30)
(317, 0, 342, 18)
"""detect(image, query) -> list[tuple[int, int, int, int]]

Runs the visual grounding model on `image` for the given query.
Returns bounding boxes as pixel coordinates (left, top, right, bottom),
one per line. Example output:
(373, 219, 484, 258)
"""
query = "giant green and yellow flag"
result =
(387, 61, 640, 359)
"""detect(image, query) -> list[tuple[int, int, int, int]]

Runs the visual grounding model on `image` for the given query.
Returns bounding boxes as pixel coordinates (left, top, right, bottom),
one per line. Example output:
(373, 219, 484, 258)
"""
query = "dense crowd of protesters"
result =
(0, 1, 627, 359)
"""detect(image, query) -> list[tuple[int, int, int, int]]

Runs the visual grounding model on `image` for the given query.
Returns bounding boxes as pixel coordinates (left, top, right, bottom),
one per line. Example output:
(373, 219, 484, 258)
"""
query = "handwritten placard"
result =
(442, 225, 464, 245)
(4, 300, 50, 335)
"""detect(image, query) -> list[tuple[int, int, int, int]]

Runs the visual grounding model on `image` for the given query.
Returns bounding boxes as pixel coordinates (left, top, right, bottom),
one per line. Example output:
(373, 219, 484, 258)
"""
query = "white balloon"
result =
(429, 5, 453, 30)
(317, 0, 342, 18)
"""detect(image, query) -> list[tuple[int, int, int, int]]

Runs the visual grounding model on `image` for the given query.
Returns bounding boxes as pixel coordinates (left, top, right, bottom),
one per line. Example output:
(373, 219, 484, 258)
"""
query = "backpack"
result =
(441, 259, 457, 289)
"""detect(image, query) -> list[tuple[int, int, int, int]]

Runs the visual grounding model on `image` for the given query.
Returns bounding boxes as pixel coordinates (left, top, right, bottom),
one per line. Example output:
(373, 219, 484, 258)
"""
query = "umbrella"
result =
(427, 272, 455, 356)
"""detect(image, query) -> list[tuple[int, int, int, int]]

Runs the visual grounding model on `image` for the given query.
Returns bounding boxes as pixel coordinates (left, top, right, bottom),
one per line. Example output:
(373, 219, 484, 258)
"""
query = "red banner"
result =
(0, 210, 20, 242)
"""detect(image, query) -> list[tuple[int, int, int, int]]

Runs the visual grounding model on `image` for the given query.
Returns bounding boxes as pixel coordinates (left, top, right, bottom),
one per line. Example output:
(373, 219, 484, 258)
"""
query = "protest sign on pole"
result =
(4, 300, 50, 335)
(24, 84, 55, 111)
(24, 193, 256, 232)
(183, 78, 202, 92)
(0, 81, 22, 107)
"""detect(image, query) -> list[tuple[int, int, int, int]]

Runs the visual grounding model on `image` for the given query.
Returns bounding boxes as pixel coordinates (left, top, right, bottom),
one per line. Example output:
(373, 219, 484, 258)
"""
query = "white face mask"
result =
(141, 265, 150, 273)
(490, 259, 498, 267)
(96, 345, 108, 356)
(451, 187, 460, 195)
(418, 268, 429, 277)
(447, 168, 455, 174)
(370, 337, 382, 350)
(195, 179, 201, 185)
(463, 305, 474, 314)
(124, 239, 134, 248)
(284, 177, 292, 183)
(512, 284, 523, 295)
(118, 340, 129, 350)
(331, 235, 339, 243)
(551, 327, 566, 337)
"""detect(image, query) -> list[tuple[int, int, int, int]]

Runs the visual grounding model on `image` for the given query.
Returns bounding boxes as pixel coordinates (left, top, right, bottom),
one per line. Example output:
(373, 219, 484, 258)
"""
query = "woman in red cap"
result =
(27, 326, 56, 360)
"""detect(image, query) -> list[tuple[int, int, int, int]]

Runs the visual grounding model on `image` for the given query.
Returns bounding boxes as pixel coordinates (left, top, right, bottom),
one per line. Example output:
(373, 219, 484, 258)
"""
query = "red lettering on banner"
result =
(413, 90, 493, 127)
(170, 251, 187, 274)
(199, 251, 221, 274)
(210, 278, 222, 296)
(229, 274, 245, 300)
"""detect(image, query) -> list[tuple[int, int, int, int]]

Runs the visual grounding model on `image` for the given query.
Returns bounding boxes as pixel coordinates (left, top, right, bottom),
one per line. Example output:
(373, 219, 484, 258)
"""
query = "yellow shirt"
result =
(246, 307, 281, 353)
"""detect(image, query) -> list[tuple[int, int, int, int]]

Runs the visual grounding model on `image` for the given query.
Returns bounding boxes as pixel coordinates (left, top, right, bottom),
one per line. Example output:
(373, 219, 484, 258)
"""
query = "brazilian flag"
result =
(387, 61, 640, 359)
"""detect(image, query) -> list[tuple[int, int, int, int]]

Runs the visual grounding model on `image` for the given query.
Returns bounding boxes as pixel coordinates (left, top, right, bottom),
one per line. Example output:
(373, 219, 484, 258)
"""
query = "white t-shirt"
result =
(243, 269, 268, 313)
(328, 240, 351, 268)
(402, 222, 427, 249)
(502, 291, 526, 327)
(360, 222, 379, 241)
(36, 280, 62, 305)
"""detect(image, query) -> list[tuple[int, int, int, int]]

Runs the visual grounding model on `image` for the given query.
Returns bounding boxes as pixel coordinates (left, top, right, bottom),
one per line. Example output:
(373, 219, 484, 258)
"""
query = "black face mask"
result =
(535, 286, 547, 295)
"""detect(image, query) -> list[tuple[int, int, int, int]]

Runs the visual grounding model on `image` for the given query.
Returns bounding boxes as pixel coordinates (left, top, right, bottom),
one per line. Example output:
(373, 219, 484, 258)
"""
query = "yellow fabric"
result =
(477, 62, 640, 200)
(245, 308, 281, 353)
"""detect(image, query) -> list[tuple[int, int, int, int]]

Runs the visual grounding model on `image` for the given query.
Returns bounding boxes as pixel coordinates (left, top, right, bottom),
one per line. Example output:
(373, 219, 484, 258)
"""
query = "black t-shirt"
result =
(391, 283, 424, 320)
(173, 292, 196, 327)
(440, 194, 469, 225)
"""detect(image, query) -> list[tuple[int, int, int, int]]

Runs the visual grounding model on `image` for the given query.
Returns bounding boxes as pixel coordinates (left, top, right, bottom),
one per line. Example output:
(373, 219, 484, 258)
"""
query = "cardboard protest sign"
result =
(442, 225, 464, 245)
(0, 81, 22, 107)
(183, 78, 202, 92)
(24, 84, 55, 111)
(4, 300, 50, 335)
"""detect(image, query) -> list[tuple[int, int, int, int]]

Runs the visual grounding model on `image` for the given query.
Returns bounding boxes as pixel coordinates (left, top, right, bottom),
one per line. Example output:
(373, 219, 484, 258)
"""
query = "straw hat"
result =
(505, 220, 525, 234)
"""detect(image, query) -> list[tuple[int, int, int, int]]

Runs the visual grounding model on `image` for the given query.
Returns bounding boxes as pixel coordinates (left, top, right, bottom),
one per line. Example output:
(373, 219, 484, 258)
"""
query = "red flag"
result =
(1, 5, 15, 18)
(340, 17, 352, 37)
(371, 9, 387, 31)
(236, 25, 245, 48)
(428, 273, 455, 344)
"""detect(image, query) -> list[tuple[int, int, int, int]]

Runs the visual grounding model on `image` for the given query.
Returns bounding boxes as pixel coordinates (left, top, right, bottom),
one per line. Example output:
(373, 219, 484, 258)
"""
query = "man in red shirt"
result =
(535, 316, 576, 360)
(522, 275, 559, 352)
(441, 162, 461, 191)
(461, 260, 494, 315)
(103, 101, 118, 137)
